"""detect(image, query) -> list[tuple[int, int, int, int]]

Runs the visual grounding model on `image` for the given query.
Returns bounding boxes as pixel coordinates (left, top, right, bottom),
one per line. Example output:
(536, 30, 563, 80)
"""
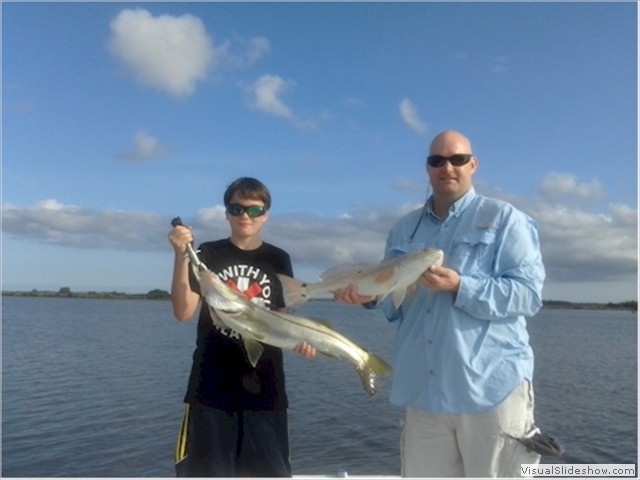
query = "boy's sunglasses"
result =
(226, 203, 267, 218)
(427, 154, 474, 168)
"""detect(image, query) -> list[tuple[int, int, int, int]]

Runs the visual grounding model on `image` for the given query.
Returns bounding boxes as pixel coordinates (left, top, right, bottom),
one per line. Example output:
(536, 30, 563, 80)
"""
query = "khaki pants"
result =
(401, 381, 541, 477)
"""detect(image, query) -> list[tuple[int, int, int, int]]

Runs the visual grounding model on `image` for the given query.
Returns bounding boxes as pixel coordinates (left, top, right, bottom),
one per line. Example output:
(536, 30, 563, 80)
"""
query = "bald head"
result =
(429, 130, 473, 156)
(426, 130, 477, 215)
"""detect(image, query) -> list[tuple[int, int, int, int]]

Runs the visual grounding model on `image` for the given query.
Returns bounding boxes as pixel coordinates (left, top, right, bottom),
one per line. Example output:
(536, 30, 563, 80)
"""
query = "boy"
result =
(168, 177, 314, 477)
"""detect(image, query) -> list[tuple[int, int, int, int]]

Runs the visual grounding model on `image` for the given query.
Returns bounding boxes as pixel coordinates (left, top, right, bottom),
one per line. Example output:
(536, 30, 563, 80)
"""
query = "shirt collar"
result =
(427, 186, 476, 220)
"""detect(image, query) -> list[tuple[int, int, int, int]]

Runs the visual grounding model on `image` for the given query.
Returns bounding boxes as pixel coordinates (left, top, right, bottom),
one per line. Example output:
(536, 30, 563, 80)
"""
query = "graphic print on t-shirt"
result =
(213, 263, 273, 339)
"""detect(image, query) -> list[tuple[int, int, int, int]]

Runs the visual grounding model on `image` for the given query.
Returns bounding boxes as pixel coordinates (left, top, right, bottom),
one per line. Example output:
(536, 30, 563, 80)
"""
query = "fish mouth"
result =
(207, 295, 244, 314)
(217, 307, 243, 316)
(216, 304, 240, 312)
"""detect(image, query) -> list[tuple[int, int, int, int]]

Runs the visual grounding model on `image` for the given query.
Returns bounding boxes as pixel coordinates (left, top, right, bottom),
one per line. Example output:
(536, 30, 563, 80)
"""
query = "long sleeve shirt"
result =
(377, 187, 545, 413)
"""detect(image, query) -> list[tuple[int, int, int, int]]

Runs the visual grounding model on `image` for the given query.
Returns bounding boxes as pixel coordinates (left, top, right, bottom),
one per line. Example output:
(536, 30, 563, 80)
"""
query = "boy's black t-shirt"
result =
(184, 238, 293, 411)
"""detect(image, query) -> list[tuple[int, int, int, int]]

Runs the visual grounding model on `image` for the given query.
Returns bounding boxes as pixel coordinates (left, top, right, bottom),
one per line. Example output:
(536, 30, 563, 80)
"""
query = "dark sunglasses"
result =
(427, 154, 474, 168)
(226, 203, 267, 218)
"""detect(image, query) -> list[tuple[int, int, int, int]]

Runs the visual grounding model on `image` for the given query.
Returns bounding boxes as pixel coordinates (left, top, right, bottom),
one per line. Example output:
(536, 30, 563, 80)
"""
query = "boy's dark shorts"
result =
(175, 403, 291, 477)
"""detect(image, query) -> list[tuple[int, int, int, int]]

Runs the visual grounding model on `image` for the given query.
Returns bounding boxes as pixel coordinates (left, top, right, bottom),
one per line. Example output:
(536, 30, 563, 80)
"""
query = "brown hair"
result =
(223, 177, 272, 210)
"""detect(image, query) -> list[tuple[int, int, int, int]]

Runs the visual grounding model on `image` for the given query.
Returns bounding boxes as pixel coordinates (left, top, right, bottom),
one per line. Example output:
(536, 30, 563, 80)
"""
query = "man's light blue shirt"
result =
(377, 187, 545, 414)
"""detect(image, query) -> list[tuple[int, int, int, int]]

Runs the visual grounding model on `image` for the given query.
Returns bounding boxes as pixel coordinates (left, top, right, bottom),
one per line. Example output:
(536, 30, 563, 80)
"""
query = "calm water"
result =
(2, 297, 637, 477)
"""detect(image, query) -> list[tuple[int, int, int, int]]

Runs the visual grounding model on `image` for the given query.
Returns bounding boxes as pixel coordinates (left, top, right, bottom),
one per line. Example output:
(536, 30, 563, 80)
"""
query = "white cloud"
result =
(108, 8, 215, 98)
(196, 205, 228, 225)
(218, 36, 271, 69)
(2, 172, 637, 302)
(118, 130, 170, 163)
(245, 37, 271, 64)
(38, 199, 72, 211)
(538, 171, 607, 205)
(482, 176, 636, 289)
(2, 201, 166, 250)
(399, 98, 428, 135)
(246, 74, 295, 119)
(243, 74, 327, 131)
(528, 202, 637, 282)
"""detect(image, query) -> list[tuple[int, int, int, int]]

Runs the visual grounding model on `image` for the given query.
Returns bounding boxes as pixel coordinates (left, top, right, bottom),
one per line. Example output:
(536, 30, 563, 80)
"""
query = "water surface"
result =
(2, 297, 637, 476)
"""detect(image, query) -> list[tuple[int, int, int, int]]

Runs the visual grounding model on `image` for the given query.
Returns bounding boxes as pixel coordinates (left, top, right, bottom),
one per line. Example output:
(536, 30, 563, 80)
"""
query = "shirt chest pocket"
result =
(388, 242, 415, 257)
(448, 229, 497, 273)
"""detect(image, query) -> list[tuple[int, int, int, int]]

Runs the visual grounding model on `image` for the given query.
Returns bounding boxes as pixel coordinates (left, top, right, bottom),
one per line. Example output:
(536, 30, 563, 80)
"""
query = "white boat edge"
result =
(294, 476, 401, 479)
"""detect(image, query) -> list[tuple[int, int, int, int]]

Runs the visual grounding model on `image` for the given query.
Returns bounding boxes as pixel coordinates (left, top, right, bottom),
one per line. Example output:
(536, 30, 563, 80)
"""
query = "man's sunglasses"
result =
(226, 203, 267, 218)
(427, 154, 474, 168)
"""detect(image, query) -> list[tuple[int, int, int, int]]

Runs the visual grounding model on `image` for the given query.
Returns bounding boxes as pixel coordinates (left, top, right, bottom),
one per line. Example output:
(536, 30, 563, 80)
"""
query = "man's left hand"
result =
(420, 265, 461, 293)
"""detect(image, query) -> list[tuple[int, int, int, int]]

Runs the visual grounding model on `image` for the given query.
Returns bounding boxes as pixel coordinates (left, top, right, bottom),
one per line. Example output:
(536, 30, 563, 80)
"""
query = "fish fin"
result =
(243, 338, 265, 367)
(319, 263, 374, 281)
(507, 430, 565, 457)
(207, 305, 230, 330)
(367, 352, 393, 376)
(391, 288, 407, 309)
(357, 352, 392, 396)
(234, 311, 271, 334)
(406, 283, 418, 299)
(277, 274, 310, 311)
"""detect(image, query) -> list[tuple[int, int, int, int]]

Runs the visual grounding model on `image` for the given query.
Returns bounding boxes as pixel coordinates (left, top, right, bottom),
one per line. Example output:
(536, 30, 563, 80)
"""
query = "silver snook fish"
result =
(183, 241, 392, 396)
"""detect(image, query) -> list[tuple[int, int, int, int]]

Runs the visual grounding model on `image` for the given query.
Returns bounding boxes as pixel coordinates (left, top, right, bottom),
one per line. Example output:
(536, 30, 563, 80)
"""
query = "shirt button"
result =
(429, 370, 434, 375)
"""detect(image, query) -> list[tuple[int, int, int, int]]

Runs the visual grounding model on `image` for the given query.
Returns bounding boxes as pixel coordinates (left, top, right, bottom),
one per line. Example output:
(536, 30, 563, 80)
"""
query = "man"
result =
(336, 131, 546, 477)
(168, 177, 315, 477)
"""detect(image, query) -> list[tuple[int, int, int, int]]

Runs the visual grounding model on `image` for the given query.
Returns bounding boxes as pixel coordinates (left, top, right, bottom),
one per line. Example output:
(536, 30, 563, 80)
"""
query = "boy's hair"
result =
(223, 177, 272, 210)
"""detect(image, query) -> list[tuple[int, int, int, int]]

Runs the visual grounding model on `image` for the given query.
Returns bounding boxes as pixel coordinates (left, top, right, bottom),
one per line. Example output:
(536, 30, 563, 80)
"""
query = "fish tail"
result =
(277, 274, 311, 311)
(357, 352, 392, 396)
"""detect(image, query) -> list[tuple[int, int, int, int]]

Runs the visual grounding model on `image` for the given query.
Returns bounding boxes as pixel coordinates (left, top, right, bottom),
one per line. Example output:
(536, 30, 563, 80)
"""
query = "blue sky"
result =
(2, 1, 637, 303)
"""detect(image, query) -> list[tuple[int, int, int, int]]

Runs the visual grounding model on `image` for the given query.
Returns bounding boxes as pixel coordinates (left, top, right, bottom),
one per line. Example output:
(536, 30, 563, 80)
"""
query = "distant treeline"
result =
(1, 288, 637, 311)
(2, 287, 171, 300)
(542, 299, 637, 311)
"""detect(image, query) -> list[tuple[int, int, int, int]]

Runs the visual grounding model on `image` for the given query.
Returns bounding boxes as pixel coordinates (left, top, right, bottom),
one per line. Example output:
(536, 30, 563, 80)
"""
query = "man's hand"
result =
(420, 265, 461, 293)
(333, 284, 377, 305)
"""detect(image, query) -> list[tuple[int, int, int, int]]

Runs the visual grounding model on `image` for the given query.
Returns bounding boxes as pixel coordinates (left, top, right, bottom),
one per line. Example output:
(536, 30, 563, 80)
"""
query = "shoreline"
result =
(1, 290, 637, 311)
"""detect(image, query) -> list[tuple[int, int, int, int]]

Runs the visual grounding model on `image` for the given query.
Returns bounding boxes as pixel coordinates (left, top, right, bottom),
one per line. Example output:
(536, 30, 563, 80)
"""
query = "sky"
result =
(2, 1, 638, 303)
